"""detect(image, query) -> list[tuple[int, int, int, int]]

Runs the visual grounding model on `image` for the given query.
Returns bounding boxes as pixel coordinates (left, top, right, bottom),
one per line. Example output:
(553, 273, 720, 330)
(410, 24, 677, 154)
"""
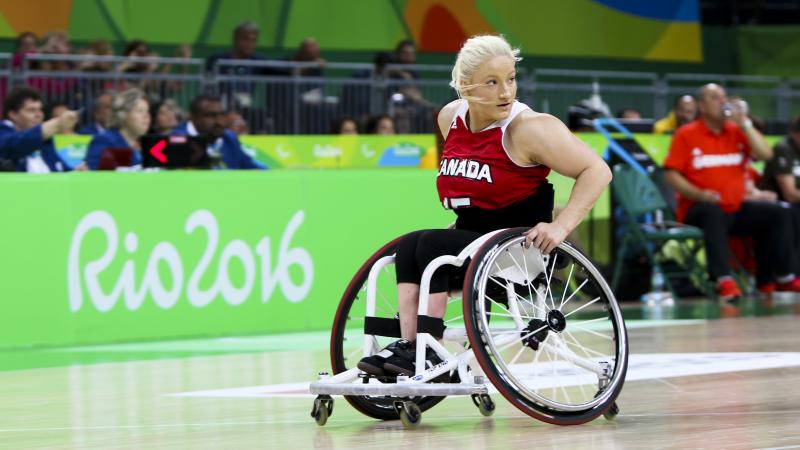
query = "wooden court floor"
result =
(1, 298, 800, 450)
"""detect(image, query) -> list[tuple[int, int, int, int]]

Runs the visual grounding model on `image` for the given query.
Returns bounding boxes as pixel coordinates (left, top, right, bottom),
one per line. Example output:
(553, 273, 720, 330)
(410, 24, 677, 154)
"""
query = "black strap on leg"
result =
(363, 317, 401, 338)
(416, 315, 446, 339)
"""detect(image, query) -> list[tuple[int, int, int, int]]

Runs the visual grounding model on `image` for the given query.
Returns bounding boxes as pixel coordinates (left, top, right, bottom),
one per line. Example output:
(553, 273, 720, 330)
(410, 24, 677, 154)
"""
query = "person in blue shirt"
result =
(77, 92, 113, 136)
(172, 94, 265, 169)
(84, 89, 151, 170)
(0, 86, 77, 172)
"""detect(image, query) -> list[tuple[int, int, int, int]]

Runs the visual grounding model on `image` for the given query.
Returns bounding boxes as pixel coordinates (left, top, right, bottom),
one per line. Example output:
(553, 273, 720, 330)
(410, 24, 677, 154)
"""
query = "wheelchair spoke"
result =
(558, 262, 575, 310)
(487, 275, 547, 315)
(559, 278, 588, 311)
(484, 288, 537, 323)
(504, 247, 542, 304)
(567, 317, 607, 327)
(485, 311, 521, 319)
(568, 324, 613, 341)
(520, 244, 539, 314)
(497, 324, 548, 353)
(562, 329, 608, 358)
(563, 296, 601, 318)
(377, 290, 396, 316)
(509, 344, 528, 366)
(544, 253, 558, 311)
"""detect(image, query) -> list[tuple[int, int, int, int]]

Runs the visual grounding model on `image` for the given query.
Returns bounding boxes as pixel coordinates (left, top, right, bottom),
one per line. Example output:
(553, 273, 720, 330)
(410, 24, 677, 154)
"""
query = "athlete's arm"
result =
(507, 112, 611, 254)
(437, 99, 465, 140)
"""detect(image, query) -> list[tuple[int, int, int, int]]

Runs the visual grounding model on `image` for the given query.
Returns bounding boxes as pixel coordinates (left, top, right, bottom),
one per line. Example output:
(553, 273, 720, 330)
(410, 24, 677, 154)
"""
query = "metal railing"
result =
(2, 54, 800, 135)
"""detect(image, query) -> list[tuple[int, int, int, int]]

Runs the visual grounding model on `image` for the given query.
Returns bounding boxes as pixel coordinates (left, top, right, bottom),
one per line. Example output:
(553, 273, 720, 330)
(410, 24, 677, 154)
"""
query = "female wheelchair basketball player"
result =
(311, 34, 627, 427)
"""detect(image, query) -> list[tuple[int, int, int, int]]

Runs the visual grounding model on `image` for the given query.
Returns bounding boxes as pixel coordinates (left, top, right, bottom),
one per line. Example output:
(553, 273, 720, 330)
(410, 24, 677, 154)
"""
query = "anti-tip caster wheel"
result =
(603, 401, 620, 420)
(394, 400, 422, 428)
(311, 395, 334, 426)
(471, 393, 495, 417)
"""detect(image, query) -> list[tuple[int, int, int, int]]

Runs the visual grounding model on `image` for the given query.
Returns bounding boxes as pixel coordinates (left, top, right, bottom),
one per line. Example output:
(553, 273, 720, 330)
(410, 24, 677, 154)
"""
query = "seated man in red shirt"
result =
(663, 83, 800, 300)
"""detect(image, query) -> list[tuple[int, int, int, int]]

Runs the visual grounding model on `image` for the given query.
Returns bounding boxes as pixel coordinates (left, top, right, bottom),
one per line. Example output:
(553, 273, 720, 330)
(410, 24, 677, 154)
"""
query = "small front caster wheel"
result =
(394, 400, 422, 428)
(603, 401, 620, 420)
(471, 393, 495, 417)
(311, 395, 334, 426)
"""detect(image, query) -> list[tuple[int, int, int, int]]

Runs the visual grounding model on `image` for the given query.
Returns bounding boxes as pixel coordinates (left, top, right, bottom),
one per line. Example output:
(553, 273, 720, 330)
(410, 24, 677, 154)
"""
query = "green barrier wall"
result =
(0, 170, 442, 349)
(0, 168, 610, 349)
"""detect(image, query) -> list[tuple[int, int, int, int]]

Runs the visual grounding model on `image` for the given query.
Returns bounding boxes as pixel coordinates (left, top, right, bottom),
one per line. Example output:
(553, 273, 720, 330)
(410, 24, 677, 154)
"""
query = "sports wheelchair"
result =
(310, 227, 628, 427)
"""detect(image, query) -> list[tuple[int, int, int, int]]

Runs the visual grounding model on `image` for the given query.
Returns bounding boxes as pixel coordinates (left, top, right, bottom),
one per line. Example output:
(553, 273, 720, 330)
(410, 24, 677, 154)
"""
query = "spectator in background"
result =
(46, 100, 70, 120)
(663, 83, 800, 300)
(46, 100, 76, 134)
(226, 111, 250, 135)
(206, 21, 285, 132)
(78, 92, 113, 136)
(332, 116, 358, 135)
(38, 31, 73, 70)
(29, 31, 76, 100)
(760, 114, 800, 203)
(76, 40, 116, 103)
(367, 114, 395, 135)
(654, 94, 697, 134)
(79, 39, 114, 72)
(343, 51, 393, 124)
(759, 114, 800, 269)
(291, 38, 326, 77)
(84, 89, 151, 170)
(388, 39, 437, 133)
(616, 108, 642, 120)
(390, 40, 419, 81)
(11, 31, 38, 69)
(116, 40, 194, 102)
(206, 21, 265, 73)
(172, 94, 264, 169)
(0, 86, 76, 172)
(389, 39, 427, 105)
(148, 99, 181, 135)
(206, 21, 287, 80)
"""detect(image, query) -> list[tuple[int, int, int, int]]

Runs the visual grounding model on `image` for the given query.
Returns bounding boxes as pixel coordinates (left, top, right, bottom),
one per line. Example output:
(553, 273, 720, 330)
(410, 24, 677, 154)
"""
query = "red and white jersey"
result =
(437, 100, 551, 210)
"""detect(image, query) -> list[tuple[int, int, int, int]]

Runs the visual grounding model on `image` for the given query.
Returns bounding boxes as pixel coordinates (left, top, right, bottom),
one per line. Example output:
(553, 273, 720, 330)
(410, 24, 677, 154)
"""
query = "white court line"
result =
(169, 352, 800, 399)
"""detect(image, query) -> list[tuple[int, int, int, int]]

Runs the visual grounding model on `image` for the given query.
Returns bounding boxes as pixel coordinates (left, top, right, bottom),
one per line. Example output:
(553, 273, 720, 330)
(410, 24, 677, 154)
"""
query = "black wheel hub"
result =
(521, 318, 549, 350)
(546, 309, 567, 332)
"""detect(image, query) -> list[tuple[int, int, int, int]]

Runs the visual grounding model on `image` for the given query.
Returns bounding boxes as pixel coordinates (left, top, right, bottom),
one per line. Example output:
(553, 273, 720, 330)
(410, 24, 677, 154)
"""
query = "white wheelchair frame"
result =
(310, 229, 621, 426)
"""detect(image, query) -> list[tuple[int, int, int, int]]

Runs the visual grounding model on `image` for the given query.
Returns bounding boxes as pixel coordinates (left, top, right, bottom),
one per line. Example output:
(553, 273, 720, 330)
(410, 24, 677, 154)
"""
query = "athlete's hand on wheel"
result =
(523, 222, 569, 255)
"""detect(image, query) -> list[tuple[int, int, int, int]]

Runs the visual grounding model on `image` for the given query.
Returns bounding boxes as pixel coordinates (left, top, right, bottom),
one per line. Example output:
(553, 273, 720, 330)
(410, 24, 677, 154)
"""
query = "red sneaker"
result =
(776, 278, 800, 292)
(717, 278, 742, 301)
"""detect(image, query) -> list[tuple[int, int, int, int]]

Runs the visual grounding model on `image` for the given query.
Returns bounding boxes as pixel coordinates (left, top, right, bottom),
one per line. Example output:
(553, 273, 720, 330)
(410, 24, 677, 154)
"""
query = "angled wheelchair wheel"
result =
(330, 235, 449, 420)
(463, 228, 628, 425)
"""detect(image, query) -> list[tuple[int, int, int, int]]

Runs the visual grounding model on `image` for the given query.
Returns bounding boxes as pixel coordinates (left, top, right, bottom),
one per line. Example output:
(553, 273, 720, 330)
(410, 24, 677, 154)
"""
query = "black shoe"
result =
(357, 339, 413, 376)
(384, 344, 449, 382)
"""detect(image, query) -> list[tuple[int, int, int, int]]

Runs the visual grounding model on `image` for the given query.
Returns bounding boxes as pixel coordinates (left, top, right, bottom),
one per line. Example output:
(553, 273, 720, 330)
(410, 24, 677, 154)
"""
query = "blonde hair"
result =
(109, 88, 147, 129)
(449, 34, 521, 100)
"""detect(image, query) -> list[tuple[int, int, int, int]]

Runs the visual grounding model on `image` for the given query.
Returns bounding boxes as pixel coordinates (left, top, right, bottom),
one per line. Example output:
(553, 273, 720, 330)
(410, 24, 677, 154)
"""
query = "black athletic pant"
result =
(395, 229, 482, 293)
(395, 186, 554, 293)
(684, 201, 795, 284)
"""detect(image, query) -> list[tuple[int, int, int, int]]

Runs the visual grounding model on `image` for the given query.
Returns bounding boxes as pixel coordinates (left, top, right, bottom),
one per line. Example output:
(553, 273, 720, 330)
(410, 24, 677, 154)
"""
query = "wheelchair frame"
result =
(310, 229, 626, 427)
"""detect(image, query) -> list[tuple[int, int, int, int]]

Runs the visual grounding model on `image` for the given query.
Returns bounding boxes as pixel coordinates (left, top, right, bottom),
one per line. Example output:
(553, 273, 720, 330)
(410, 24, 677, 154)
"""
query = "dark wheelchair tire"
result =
(330, 234, 449, 420)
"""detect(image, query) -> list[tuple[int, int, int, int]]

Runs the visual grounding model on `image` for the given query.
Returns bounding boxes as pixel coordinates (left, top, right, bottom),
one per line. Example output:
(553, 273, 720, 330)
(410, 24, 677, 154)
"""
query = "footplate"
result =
(309, 381, 488, 397)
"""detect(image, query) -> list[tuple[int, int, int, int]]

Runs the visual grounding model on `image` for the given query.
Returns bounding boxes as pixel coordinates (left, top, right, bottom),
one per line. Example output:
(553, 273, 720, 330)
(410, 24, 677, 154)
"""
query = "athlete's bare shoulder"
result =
(507, 109, 566, 140)
(437, 99, 467, 139)
(506, 109, 574, 164)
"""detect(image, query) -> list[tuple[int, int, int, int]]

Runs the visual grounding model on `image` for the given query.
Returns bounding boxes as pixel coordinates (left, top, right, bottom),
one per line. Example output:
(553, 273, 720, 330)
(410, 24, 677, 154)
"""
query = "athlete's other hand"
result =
(523, 221, 569, 255)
